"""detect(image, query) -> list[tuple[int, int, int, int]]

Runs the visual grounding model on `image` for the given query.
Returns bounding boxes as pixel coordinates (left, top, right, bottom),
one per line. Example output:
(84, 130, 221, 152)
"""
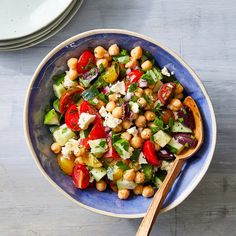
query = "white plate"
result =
(0, 0, 77, 47)
(0, 0, 84, 51)
(0, 0, 73, 40)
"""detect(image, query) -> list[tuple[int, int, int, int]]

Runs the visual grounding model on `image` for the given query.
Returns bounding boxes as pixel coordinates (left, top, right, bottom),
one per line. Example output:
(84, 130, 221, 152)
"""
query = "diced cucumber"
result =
(154, 176, 163, 188)
(90, 167, 107, 182)
(44, 109, 60, 125)
(117, 179, 137, 190)
(171, 122, 192, 133)
(167, 137, 185, 154)
(141, 164, 153, 182)
(88, 138, 108, 157)
(153, 130, 172, 147)
(53, 83, 66, 98)
(154, 170, 167, 188)
(79, 129, 89, 139)
(107, 165, 124, 181)
(83, 153, 102, 168)
(52, 124, 75, 146)
(53, 99, 60, 112)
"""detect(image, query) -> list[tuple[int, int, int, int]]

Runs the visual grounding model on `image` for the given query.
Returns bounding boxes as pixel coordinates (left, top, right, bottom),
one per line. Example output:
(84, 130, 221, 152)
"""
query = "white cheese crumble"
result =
(110, 81, 126, 95)
(161, 160, 173, 172)
(127, 126, 138, 136)
(161, 67, 171, 77)
(78, 112, 96, 130)
(61, 139, 80, 158)
(115, 143, 134, 160)
(129, 101, 139, 113)
(103, 113, 122, 128)
(123, 92, 133, 102)
(63, 73, 78, 88)
(99, 106, 107, 117)
(138, 152, 148, 164)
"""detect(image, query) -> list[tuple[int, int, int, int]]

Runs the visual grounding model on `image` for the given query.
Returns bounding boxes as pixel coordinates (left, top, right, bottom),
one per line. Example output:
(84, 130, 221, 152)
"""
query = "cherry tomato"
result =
(77, 50, 95, 74)
(103, 138, 120, 159)
(65, 105, 80, 131)
(161, 109, 175, 125)
(72, 164, 90, 189)
(143, 140, 160, 166)
(126, 69, 143, 89)
(158, 82, 175, 105)
(60, 87, 84, 114)
(79, 100, 102, 122)
(57, 154, 75, 175)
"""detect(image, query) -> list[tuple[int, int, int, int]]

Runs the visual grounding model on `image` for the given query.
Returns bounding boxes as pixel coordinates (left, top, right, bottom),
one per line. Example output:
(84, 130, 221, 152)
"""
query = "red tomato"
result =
(60, 87, 84, 114)
(143, 140, 160, 166)
(103, 138, 120, 159)
(158, 82, 175, 105)
(126, 69, 143, 89)
(65, 105, 80, 131)
(79, 100, 102, 122)
(77, 50, 95, 74)
(72, 164, 90, 189)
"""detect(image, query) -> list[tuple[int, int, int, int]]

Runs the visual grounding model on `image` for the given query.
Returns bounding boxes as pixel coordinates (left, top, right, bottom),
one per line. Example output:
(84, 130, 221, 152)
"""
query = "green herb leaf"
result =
(168, 118, 174, 128)
(53, 73, 65, 85)
(98, 93, 108, 103)
(112, 132, 121, 143)
(98, 63, 105, 73)
(153, 117, 164, 129)
(93, 76, 108, 88)
(128, 83, 138, 92)
(116, 161, 129, 170)
(130, 149, 141, 162)
(113, 55, 130, 64)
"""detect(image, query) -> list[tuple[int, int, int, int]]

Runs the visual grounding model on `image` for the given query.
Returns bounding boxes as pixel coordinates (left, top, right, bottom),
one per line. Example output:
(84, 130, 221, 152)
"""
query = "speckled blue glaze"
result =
(26, 31, 216, 217)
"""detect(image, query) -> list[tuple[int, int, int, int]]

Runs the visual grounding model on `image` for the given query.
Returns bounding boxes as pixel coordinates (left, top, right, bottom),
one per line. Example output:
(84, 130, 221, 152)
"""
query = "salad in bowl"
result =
(44, 44, 199, 200)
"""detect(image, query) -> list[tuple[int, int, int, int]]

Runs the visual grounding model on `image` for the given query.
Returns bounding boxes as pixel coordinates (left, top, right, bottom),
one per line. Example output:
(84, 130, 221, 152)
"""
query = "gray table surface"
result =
(0, 0, 235, 235)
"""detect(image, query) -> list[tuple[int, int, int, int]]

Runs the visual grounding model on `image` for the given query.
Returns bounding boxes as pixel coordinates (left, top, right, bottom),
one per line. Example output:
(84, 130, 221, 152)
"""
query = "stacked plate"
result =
(0, 0, 83, 51)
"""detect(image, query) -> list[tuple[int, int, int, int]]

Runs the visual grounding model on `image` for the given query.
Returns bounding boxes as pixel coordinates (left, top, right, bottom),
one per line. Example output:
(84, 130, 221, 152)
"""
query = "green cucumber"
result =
(53, 99, 60, 112)
(153, 130, 172, 147)
(171, 122, 192, 133)
(52, 124, 75, 146)
(167, 137, 184, 154)
(53, 83, 66, 98)
(90, 167, 107, 182)
(44, 109, 60, 125)
(117, 179, 137, 190)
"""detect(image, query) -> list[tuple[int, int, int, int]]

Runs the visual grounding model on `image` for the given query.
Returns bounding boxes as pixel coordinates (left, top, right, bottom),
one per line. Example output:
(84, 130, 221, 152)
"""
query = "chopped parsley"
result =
(128, 82, 138, 92)
(116, 161, 129, 170)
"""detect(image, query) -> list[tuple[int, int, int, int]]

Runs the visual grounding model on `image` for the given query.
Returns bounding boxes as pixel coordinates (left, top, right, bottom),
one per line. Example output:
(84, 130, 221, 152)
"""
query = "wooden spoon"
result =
(136, 96, 203, 236)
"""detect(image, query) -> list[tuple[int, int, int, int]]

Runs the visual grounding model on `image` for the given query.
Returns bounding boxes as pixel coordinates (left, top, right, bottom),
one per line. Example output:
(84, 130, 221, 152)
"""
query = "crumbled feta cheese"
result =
(161, 67, 171, 77)
(161, 160, 173, 172)
(110, 81, 126, 95)
(61, 139, 80, 158)
(78, 113, 96, 130)
(115, 143, 134, 160)
(123, 92, 133, 102)
(138, 152, 148, 164)
(127, 126, 138, 136)
(63, 73, 78, 88)
(99, 106, 107, 117)
(129, 101, 139, 113)
(103, 113, 122, 128)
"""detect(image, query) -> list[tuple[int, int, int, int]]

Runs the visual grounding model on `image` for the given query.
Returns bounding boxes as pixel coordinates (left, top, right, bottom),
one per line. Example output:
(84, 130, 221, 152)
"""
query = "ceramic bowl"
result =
(24, 29, 217, 218)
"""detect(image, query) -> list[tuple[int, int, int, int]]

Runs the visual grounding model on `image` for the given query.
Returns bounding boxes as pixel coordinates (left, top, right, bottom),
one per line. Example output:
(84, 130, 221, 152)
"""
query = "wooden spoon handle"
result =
(136, 158, 186, 236)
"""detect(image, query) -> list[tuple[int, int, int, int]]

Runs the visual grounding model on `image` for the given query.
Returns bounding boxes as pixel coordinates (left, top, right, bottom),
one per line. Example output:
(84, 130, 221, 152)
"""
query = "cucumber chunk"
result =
(53, 83, 66, 98)
(52, 124, 75, 146)
(53, 99, 60, 112)
(90, 167, 107, 182)
(44, 109, 60, 125)
(167, 137, 185, 154)
(153, 130, 171, 147)
(117, 179, 137, 190)
(171, 122, 192, 133)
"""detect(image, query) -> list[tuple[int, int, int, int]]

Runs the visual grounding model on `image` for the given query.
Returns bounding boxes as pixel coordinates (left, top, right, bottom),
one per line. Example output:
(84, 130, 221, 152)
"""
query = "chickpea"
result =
(144, 111, 155, 121)
(113, 124, 123, 133)
(135, 172, 145, 184)
(149, 83, 155, 89)
(108, 44, 120, 56)
(96, 58, 109, 68)
(174, 83, 184, 94)
(142, 185, 154, 198)
(122, 120, 132, 130)
(108, 93, 119, 101)
(155, 143, 161, 151)
(125, 57, 138, 69)
(131, 113, 139, 120)
(137, 97, 147, 108)
(141, 128, 152, 140)
(144, 104, 151, 110)
(144, 88, 153, 96)
(131, 46, 143, 60)
(94, 46, 106, 59)
(96, 180, 107, 192)
(134, 88, 144, 97)
(67, 58, 78, 70)
(160, 109, 174, 125)
(118, 189, 130, 200)
(175, 93, 184, 100)
(123, 169, 136, 181)
(67, 69, 78, 81)
(94, 100, 105, 110)
(106, 101, 116, 112)
(133, 185, 143, 195)
(129, 161, 140, 171)
(167, 98, 183, 111)
(121, 132, 132, 141)
(141, 60, 153, 71)
(104, 51, 113, 61)
(51, 143, 61, 154)
(130, 136, 143, 148)
(74, 156, 84, 165)
(135, 115, 146, 128)
(112, 107, 123, 119)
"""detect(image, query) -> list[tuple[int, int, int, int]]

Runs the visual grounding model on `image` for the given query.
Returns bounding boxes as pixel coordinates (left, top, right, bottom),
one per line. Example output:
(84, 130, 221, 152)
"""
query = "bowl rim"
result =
(24, 29, 217, 218)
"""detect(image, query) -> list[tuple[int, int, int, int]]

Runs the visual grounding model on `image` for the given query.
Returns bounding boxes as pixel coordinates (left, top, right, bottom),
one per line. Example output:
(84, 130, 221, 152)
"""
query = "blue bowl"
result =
(24, 29, 217, 218)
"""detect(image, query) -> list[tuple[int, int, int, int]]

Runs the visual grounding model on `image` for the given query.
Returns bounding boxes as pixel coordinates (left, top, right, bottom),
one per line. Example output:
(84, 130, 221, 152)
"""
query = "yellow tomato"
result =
(102, 64, 119, 83)
(57, 154, 75, 175)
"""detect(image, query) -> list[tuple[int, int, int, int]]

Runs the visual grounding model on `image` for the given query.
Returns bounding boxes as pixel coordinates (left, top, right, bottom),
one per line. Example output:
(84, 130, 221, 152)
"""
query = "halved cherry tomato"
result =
(60, 87, 84, 114)
(57, 154, 75, 175)
(72, 164, 90, 189)
(79, 100, 102, 122)
(65, 104, 80, 131)
(158, 82, 175, 105)
(143, 140, 160, 166)
(126, 69, 143, 89)
(77, 50, 95, 74)
(103, 138, 120, 159)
